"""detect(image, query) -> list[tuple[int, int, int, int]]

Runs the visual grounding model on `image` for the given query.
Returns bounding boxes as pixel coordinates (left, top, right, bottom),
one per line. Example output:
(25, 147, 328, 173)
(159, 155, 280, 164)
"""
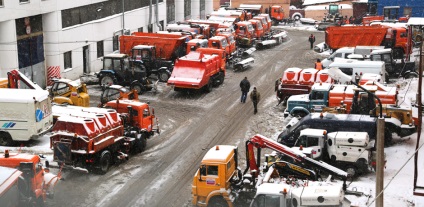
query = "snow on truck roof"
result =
(0, 166, 21, 190)
(407, 17, 424, 26)
(0, 88, 49, 103)
(256, 183, 292, 196)
(312, 82, 332, 90)
(202, 145, 235, 164)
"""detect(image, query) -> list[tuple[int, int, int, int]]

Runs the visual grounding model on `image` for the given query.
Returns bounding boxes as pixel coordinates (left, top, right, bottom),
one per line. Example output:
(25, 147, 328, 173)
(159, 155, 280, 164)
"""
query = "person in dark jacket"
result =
(239, 77, 251, 103)
(250, 87, 261, 114)
(308, 34, 315, 49)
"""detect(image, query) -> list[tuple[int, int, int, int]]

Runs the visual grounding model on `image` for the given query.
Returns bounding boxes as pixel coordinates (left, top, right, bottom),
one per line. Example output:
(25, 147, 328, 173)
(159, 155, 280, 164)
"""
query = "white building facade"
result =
(0, 0, 213, 88)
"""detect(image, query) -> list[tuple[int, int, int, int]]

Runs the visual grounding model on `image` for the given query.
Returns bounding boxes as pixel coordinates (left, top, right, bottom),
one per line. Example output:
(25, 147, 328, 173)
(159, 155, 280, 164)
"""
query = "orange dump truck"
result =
(0, 150, 60, 206)
(167, 52, 225, 92)
(50, 104, 158, 174)
(120, 32, 189, 60)
(325, 25, 409, 58)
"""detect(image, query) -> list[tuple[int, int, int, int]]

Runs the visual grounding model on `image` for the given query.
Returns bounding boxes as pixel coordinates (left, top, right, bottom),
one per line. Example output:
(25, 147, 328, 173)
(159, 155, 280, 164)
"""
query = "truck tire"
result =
(345, 165, 357, 177)
(218, 73, 225, 85)
(135, 134, 147, 153)
(158, 70, 170, 82)
(404, 72, 418, 79)
(0, 132, 14, 146)
(130, 82, 146, 95)
(208, 196, 228, 207)
(98, 150, 111, 175)
(204, 79, 213, 93)
(99, 75, 115, 86)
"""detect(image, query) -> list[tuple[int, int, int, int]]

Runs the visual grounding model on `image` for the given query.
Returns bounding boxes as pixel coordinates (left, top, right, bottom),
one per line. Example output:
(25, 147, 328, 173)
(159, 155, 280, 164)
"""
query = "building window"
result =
(64, 51, 72, 69)
(184, 0, 191, 19)
(0, 0, 3, 6)
(19, 0, 29, 3)
(61, 0, 164, 28)
(167, 0, 175, 23)
(97, 41, 104, 58)
(138, 27, 143, 32)
(113, 35, 119, 51)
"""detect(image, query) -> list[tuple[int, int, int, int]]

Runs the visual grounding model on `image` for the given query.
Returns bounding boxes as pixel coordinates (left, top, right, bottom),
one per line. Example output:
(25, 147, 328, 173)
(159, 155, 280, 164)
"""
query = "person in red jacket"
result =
(315, 59, 323, 70)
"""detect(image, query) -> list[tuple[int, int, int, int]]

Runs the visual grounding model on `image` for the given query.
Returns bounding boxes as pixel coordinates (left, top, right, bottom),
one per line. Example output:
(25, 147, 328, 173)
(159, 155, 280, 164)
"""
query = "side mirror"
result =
(199, 165, 206, 181)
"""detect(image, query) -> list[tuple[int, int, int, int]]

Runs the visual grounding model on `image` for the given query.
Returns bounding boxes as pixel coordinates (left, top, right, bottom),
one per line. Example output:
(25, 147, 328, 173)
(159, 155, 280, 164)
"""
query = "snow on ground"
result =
(1, 22, 424, 206)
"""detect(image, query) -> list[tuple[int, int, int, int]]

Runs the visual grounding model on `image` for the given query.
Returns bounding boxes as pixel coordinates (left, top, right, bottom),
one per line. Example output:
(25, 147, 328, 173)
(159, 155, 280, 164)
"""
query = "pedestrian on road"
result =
(308, 34, 315, 49)
(239, 77, 250, 103)
(315, 59, 323, 70)
(250, 87, 261, 114)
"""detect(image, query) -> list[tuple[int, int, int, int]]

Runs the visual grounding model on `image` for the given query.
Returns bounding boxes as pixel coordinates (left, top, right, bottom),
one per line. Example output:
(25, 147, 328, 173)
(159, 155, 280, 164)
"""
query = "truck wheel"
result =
(100, 75, 115, 86)
(345, 166, 357, 177)
(135, 134, 147, 153)
(158, 70, 170, 82)
(98, 150, 111, 175)
(204, 79, 213, 93)
(208, 196, 228, 207)
(404, 72, 418, 79)
(0, 132, 14, 146)
(272, 19, 278, 26)
(291, 111, 307, 118)
(130, 83, 145, 95)
(35, 196, 45, 207)
(218, 73, 225, 85)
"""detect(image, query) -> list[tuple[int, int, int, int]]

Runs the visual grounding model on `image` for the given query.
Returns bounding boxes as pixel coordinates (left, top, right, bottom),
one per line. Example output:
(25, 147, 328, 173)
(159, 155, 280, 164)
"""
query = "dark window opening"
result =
(64, 51, 72, 69)
(97, 41, 104, 58)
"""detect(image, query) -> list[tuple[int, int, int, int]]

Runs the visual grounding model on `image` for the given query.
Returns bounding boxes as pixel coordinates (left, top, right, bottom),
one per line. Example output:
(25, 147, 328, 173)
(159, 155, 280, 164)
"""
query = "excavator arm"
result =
(7, 69, 42, 90)
(244, 134, 348, 189)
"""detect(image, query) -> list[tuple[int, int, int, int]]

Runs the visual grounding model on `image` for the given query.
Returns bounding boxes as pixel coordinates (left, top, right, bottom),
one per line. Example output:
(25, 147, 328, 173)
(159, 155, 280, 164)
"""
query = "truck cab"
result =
(235, 21, 255, 47)
(50, 79, 90, 107)
(216, 32, 237, 57)
(370, 48, 417, 78)
(0, 151, 60, 205)
(253, 16, 269, 33)
(249, 19, 264, 40)
(269, 5, 285, 25)
(192, 145, 238, 207)
(187, 39, 209, 54)
(286, 83, 332, 117)
(208, 36, 229, 56)
(292, 129, 327, 159)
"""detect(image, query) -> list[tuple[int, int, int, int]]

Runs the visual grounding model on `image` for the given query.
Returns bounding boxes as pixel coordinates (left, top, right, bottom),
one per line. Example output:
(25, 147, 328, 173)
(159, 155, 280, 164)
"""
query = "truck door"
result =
(141, 106, 153, 132)
(50, 81, 71, 97)
(309, 90, 327, 110)
(197, 165, 221, 197)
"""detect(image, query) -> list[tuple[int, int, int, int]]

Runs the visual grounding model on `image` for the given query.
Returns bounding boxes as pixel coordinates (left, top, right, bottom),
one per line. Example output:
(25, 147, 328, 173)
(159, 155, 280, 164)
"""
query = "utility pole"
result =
(376, 117, 385, 207)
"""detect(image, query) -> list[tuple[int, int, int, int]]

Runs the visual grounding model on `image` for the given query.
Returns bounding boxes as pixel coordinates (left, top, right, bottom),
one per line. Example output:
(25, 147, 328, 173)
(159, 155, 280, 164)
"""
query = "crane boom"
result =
(246, 134, 348, 180)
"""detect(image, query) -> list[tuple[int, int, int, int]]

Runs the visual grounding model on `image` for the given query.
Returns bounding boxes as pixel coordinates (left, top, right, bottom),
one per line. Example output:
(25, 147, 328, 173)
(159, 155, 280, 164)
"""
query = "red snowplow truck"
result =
(325, 25, 409, 58)
(167, 51, 225, 92)
(50, 104, 159, 174)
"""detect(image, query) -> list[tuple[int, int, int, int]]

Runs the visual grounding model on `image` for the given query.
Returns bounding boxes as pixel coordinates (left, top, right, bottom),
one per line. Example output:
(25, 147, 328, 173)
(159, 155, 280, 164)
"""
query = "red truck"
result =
(325, 25, 409, 58)
(0, 150, 61, 206)
(120, 32, 189, 60)
(235, 21, 255, 47)
(167, 51, 225, 92)
(276, 68, 332, 106)
(50, 104, 159, 174)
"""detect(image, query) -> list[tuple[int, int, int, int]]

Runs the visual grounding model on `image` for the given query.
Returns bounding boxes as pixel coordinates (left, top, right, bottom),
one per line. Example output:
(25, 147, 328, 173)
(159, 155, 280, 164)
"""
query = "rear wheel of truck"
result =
(0, 132, 14, 146)
(404, 72, 418, 79)
(135, 134, 147, 153)
(100, 75, 115, 86)
(208, 196, 228, 207)
(130, 83, 146, 95)
(98, 150, 111, 175)
(204, 79, 213, 93)
(158, 70, 170, 82)
(345, 165, 357, 178)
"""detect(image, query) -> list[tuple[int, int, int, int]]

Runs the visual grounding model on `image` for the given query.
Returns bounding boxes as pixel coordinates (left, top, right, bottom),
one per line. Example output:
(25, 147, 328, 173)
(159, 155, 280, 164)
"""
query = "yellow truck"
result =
(49, 79, 90, 107)
(192, 135, 349, 207)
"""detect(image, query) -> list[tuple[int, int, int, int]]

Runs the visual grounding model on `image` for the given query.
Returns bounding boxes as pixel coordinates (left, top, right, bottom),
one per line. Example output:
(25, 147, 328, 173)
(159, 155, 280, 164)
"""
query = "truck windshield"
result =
(104, 59, 121, 70)
(295, 136, 319, 147)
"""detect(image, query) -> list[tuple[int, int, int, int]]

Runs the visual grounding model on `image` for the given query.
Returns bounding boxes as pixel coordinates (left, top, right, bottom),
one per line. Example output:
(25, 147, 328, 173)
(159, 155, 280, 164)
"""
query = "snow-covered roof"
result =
(0, 166, 21, 189)
(202, 145, 235, 164)
(303, 0, 341, 6)
(256, 183, 292, 195)
(305, 4, 352, 11)
(407, 17, 424, 26)
(0, 88, 49, 103)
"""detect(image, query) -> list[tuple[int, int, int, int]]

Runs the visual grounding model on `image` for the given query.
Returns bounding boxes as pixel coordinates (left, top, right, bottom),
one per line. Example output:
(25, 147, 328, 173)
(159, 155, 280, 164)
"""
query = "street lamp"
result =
(327, 67, 385, 207)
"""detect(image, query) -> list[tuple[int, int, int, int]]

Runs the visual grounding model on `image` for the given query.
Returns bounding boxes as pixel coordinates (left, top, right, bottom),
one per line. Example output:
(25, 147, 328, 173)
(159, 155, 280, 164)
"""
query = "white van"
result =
(322, 46, 385, 68)
(328, 60, 388, 83)
(0, 89, 53, 145)
(321, 47, 354, 68)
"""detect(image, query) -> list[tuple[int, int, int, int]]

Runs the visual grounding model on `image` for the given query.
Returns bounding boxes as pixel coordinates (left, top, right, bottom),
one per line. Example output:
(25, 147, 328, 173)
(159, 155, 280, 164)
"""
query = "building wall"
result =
(377, 0, 424, 18)
(230, 0, 291, 18)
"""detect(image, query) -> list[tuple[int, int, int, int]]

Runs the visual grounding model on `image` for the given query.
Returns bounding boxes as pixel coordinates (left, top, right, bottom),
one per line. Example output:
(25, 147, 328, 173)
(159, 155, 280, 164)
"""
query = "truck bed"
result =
(325, 26, 387, 50)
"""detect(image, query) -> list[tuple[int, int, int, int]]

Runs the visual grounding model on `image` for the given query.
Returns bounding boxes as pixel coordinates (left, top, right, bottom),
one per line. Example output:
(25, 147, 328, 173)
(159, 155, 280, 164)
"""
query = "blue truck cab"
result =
(285, 83, 332, 117)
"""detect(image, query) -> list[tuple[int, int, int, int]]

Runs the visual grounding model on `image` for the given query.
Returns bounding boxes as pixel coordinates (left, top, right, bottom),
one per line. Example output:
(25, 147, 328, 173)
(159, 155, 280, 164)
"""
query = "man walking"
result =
(239, 77, 250, 103)
(250, 87, 261, 114)
(308, 34, 315, 49)
(315, 59, 323, 70)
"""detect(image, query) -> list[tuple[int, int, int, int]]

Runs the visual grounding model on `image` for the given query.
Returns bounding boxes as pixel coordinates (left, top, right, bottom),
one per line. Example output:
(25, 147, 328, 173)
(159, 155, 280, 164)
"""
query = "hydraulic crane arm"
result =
(7, 69, 42, 90)
(245, 134, 348, 182)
